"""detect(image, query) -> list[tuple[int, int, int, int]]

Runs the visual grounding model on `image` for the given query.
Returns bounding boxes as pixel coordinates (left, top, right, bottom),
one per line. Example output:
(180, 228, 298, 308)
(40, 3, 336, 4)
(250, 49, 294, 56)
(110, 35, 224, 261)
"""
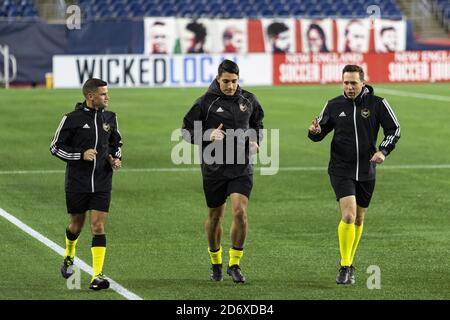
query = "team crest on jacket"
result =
(103, 123, 111, 132)
(239, 103, 248, 112)
(361, 108, 371, 118)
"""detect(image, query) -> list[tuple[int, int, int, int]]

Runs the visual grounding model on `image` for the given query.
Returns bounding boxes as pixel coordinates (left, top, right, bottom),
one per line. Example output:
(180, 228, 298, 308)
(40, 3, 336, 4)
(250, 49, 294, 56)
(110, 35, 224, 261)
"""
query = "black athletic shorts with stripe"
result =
(66, 192, 111, 214)
(329, 175, 376, 208)
(203, 175, 253, 208)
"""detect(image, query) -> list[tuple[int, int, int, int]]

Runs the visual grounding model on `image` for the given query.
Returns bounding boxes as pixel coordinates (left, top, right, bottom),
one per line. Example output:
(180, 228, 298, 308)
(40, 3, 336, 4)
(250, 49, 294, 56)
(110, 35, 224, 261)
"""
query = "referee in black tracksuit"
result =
(182, 60, 264, 283)
(50, 78, 122, 290)
(308, 65, 400, 285)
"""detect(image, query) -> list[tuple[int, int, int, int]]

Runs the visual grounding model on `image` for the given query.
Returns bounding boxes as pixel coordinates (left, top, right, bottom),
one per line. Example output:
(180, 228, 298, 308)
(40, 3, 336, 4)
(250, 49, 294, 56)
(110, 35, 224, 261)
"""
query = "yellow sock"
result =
(338, 220, 355, 267)
(91, 247, 106, 280)
(64, 236, 78, 259)
(229, 248, 244, 267)
(350, 224, 364, 265)
(208, 246, 223, 265)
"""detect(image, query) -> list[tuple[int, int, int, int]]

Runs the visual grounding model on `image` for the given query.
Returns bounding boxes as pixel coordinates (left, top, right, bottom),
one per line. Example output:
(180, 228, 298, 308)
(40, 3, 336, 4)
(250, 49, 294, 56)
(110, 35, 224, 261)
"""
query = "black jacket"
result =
(182, 80, 264, 179)
(50, 102, 122, 192)
(308, 85, 400, 181)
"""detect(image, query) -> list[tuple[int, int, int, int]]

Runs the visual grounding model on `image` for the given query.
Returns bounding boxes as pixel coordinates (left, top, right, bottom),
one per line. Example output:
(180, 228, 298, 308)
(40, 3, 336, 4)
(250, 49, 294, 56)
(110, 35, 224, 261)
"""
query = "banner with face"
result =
(337, 19, 371, 53)
(144, 17, 177, 54)
(261, 18, 296, 53)
(301, 19, 333, 53)
(374, 19, 406, 52)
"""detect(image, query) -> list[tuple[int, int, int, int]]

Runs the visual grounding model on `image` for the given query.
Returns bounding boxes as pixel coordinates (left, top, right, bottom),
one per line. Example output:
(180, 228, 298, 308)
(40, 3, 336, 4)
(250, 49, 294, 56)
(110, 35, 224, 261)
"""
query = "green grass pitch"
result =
(0, 83, 449, 300)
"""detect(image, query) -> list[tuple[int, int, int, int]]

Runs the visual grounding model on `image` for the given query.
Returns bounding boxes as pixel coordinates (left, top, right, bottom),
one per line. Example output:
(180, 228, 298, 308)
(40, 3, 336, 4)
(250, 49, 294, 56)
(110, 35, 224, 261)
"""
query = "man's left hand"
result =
(108, 154, 122, 170)
(370, 151, 385, 164)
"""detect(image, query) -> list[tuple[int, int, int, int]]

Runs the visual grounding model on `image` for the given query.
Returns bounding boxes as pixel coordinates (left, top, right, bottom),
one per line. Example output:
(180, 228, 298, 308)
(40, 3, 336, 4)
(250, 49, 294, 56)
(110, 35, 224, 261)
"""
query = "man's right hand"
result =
(210, 123, 226, 141)
(83, 149, 97, 161)
(308, 118, 321, 135)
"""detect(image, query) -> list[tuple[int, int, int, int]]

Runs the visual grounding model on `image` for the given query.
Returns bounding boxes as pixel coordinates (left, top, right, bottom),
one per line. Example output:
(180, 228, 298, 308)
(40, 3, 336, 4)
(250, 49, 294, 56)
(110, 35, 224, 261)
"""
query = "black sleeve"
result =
(378, 99, 400, 156)
(182, 98, 204, 145)
(308, 101, 334, 142)
(49, 114, 84, 162)
(249, 96, 264, 145)
(109, 113, 123, 159)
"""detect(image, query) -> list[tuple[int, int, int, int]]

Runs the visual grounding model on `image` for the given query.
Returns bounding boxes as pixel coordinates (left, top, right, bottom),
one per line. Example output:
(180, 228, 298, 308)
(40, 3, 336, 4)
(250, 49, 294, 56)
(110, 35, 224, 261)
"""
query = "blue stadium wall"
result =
(0, 19, 449, 84)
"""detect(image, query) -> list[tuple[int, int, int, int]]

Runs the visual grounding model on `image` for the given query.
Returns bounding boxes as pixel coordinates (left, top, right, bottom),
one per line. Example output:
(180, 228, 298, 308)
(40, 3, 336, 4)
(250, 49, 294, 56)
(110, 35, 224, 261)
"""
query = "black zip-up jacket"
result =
(182, 80, 264, 180)
(50, 102, 122, 192)
(308, 85, 400, 181)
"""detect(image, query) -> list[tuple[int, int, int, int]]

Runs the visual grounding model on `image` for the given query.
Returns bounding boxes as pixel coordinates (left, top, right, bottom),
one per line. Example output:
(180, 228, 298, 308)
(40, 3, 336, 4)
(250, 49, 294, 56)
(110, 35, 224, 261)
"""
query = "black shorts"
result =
(203, 175, 253, 208)
(66, 192, 111, 214)
(329, 175, 376, 208)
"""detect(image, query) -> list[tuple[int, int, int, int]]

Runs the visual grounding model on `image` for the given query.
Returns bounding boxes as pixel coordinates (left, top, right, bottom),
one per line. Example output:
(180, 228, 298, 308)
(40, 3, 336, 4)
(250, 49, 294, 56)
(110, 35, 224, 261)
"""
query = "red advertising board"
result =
(273, 51, 450, 84)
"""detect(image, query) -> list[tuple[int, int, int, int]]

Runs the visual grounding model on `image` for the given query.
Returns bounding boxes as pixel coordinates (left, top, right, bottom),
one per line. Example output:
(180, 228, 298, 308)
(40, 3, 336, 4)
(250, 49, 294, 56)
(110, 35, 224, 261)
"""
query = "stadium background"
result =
(0, 0, 450, 301)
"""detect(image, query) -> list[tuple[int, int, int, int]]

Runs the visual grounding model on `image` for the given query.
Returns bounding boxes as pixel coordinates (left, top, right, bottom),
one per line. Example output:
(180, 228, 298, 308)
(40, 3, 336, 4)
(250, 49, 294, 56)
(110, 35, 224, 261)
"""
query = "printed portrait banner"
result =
(176, 18, 216, 54)
(336, 18, 371, 53)
(144, 17, 178, 54)
(213, 19, 248, 54)
(373, 19, 407, 53)
(143, 18, 408, 54)
(300, 19, 334, 53)
(261, 18, 297, 53)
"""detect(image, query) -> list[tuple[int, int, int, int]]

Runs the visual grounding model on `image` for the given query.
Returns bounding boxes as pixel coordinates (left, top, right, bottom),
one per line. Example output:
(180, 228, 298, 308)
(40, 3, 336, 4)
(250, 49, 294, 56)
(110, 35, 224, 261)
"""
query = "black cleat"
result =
(210, 264, 223, 281)
(89, 273, 110, 291)
(348, 265, 356, 284)
(336, 266, 354, 285)
(61, 256, 74, 279)
(227, 265, 246, 283)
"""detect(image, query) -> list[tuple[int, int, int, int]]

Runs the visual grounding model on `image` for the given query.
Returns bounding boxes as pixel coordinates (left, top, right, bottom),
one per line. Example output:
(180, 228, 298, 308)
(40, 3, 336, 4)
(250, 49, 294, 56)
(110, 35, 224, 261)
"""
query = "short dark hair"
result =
(218, 59, 239, 76)
(380, 26, 396, 35)
(342, 65, 365, 81)
(186, 21, 207, 42)
(82, 78, 107, 97)
(267, 22, 289, 37)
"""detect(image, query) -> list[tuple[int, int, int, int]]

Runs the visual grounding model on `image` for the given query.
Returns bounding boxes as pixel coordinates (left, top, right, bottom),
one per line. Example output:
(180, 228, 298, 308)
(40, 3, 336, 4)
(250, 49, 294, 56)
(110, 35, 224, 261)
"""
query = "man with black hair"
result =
(308, 65, 400, 285)
(379, 26, 398, 52)
(267, 21, 291, 52)
(184, 20, 207, 53)
(50, 78, 122, 291)
(182, 60, 264, 283)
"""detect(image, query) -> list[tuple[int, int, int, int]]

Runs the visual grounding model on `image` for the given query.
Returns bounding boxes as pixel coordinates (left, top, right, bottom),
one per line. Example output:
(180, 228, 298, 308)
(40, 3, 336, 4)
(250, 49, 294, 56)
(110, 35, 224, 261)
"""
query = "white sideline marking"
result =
(377, 88, 450, 102)
(0, 164, 450, 175)
(0, 208, 143, 300)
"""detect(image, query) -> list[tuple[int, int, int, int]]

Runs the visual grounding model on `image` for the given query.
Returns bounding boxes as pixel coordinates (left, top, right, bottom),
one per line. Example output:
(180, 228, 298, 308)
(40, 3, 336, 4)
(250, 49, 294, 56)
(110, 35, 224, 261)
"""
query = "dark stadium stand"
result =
(0, 0, 409, 20)
(78, 0, 404, 19)
(0, 0, 38, 18)
(433, 0, 450, 31)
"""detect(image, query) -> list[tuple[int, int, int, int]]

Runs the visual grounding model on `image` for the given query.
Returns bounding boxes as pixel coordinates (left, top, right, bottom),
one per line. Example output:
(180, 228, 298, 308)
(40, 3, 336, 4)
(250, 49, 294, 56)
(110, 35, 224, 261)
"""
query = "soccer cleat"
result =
(338, 259, 356, 284)
(336, 266, 354, 285)
(210, 264, 223, 281)
(89, 273, 110, 291)
(227, 265, 246, 283)
(348, 265, 356, 284)
(61, 256, 74, 279)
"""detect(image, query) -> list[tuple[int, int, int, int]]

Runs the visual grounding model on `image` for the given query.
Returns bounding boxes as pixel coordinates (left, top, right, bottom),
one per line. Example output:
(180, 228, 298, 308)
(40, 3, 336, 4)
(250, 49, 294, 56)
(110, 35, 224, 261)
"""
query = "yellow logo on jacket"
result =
(103, 123, 111, 132)
(239, 103, 248, 112)
(361, 108, 370, 118)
